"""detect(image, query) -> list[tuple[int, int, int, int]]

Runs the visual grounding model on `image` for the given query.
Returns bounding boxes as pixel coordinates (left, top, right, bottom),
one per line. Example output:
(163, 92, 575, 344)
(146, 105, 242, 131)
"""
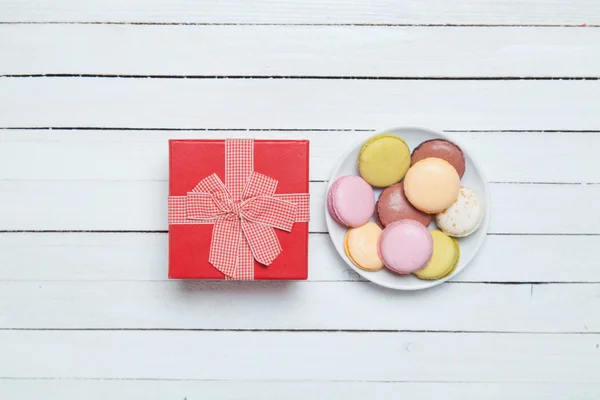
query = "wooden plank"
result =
(2, 379, 599, 400)
(2, 25, 600, 77)
(1, 78, 599, 130)
(1, 0, 598, 24)
(1, 331, 599, 381)
(0, 281, 598, 331)
(1, 181, 599, 234)
(2, 130, 600, 183)
(1, 233, 599, 283)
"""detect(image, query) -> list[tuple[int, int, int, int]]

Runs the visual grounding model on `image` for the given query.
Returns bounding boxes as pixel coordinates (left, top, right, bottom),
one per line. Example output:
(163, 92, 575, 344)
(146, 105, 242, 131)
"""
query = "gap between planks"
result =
(3, 127, 600, 133)
(2, 232, 600, 236)
(1, 74, 600, 80)
(0, 328, 598, 334)
(0, 280, 594, 285)
(1, 22, 599, 27)
(1, 377, 596, 384)
(0, 180, 598, 185)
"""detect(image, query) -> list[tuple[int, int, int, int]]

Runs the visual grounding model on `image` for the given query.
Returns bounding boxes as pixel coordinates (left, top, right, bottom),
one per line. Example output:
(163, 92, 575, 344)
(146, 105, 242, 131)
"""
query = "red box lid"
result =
(168, 139, 309, 280)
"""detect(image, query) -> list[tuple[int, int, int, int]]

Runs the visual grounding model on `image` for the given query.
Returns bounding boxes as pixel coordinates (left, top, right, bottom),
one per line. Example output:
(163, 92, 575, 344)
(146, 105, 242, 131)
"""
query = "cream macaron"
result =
(436, 186, 484, 237)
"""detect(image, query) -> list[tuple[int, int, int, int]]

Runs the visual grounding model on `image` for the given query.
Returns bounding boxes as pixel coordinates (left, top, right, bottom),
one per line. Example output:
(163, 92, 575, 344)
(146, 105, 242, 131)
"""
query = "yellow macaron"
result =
(358, 134, 411, 187)
(344, 222, 384, 272)
(415, 230, 460, 280)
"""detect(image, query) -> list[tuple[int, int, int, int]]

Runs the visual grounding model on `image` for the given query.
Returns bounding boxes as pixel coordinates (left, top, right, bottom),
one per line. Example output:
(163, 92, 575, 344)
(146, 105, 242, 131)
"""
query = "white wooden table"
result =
(1, 1, 600, 399)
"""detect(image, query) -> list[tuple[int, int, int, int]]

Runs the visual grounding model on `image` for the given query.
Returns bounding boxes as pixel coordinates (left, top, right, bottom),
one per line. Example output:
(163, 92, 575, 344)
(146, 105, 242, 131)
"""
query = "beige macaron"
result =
(404, 157, 460, 214)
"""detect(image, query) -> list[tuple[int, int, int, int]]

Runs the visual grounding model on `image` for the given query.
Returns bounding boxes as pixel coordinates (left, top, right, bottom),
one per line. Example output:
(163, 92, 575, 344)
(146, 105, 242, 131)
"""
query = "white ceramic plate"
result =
(325, 126, 491, 290)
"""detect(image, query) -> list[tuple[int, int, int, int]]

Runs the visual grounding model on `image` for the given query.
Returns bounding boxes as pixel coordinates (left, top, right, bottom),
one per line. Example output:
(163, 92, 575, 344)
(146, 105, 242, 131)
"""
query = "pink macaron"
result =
(327, 176, 375, 227)
(378, 219, 433, 274)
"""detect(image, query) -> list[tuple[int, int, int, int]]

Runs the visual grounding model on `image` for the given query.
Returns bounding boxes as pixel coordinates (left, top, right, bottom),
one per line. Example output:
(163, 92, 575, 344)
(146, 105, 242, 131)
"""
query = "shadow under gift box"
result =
(168, 139, 310, 280)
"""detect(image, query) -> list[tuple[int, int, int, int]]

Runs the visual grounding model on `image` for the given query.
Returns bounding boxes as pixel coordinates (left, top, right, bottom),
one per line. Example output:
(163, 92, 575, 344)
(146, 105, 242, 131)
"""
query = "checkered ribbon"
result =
(168, 139, 310, 280)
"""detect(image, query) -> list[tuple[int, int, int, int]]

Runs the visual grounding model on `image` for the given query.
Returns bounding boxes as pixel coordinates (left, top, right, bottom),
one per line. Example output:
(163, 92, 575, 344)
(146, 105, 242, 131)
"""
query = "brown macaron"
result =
(376, 182, 433, 227)
(411, 139, 466, 178)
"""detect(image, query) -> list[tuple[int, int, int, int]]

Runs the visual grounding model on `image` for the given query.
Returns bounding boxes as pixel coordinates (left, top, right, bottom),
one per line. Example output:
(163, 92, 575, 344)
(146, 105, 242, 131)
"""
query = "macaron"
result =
(378, 219, 433, 274)
(436, 186, 484, 237)
(327, 175, 375, 227)
(345, 222, 384, 272)
(415, 230, 460, 280)
(358, 134, 411, 187)
(404, 157, 460, 214)
(411, 139, 466, 178)
(376, 182, 432, 227)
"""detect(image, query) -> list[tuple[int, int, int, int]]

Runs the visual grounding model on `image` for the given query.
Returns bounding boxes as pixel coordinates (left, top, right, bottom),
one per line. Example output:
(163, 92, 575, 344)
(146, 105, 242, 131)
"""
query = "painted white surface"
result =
(1, 78, 600, 130)
(1, 1, 599, 398)
(3, 380, 600, 400)
(2, 331, 600, 380)
(1, 0, 599, 24)
(1, 281, 599, 331)
(2, 25, 600, 77)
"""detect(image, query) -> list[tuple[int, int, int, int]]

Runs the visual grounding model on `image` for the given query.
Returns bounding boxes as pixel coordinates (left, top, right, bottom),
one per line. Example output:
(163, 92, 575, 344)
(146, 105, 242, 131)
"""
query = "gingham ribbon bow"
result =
(168, 139, 310, 280)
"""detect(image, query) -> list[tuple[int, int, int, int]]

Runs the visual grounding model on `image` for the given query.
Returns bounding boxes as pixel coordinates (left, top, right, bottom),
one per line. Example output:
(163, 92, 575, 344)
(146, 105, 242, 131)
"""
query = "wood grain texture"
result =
(1, 180, 598, 233)
(1, 0, 599, 24)
(2, 130, 600, 183)
(2, 25, 600, 77)
(3, 380, 600, 400)
(1, 78, 600, 130)
(1, 233, 599, 283)
(1, 331, 599, 381)
(1, 281, 598, 331)
(2, 1, 599, 394)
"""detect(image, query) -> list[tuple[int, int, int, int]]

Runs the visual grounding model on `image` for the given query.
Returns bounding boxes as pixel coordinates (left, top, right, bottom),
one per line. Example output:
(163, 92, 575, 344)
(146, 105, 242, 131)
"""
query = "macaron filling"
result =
(327, 178, 345, 224)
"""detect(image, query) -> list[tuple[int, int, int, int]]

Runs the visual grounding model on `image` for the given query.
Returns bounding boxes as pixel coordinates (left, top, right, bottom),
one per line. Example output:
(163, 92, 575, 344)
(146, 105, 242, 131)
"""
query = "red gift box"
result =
(168, 139, 310, 280)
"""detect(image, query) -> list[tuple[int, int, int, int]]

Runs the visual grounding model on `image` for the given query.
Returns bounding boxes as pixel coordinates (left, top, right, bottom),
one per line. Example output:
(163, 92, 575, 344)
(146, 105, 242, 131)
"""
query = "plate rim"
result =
(325, 125, 492, 290)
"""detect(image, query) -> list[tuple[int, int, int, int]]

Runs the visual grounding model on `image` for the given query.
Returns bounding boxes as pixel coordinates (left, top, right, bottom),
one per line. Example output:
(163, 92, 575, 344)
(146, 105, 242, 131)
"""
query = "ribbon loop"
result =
(243, 172, 278, 200)
(193, 174, 232, 210)
(241, 197, 296, 232)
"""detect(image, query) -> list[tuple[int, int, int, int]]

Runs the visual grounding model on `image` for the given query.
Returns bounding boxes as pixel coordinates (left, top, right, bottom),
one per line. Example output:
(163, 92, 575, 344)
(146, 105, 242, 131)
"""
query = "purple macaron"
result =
(327, 176, 375, 227)
(378, 219, 433, 274)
